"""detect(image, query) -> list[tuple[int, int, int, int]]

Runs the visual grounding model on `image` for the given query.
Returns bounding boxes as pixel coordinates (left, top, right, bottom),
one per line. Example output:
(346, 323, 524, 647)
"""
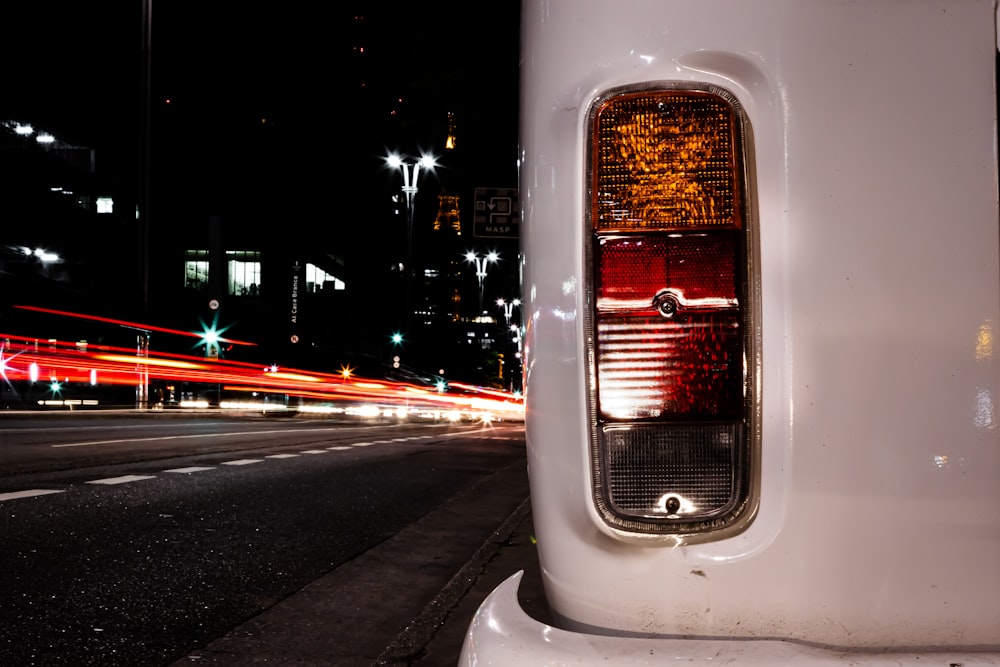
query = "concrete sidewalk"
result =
(378, 502, 551, 666)
(170, 459, 549, 667)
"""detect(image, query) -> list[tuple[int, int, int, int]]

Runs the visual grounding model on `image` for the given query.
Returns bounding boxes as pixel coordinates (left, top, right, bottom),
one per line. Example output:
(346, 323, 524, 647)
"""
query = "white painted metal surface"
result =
(461, 572, 1000, 665)
(464, 0, 1000, 662)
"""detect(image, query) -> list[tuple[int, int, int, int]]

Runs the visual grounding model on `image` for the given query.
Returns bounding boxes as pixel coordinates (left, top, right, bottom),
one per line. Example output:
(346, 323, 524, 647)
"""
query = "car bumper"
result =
(460, 571, 1000, 666)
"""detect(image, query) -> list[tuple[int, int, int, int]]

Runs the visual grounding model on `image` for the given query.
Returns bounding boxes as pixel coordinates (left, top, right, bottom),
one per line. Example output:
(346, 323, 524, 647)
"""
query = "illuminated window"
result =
(306, 263, 345, 293)
(184, 250, 209, 291)
(228, 251, 261, 296)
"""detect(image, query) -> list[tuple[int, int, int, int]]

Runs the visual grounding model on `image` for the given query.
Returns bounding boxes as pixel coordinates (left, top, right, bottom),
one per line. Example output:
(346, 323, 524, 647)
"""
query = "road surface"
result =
(0, 412, 527, 665)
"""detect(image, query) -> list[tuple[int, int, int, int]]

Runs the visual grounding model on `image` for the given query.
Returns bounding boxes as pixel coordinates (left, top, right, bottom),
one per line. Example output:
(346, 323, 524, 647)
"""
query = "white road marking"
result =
(0, 489, 65, 501)
(2, 427, 482, 503)
(51, 426, 352, 449)
(87, 475, 156, 485)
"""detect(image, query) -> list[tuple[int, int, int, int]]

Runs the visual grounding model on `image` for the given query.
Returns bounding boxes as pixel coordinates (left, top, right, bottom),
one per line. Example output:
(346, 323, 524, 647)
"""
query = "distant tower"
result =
(413, 110, 467, 358)
(445, 111, 457, 150)
(433, 191, 462, 235)
(451, 288, 462, 322)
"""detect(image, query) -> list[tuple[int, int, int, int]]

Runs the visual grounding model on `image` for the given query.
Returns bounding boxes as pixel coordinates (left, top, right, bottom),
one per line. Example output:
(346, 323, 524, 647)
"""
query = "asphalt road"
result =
(0, 413, 529, 666)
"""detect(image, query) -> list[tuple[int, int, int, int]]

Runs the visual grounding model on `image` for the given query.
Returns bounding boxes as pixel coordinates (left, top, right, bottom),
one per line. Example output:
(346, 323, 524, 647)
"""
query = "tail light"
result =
(586, 85, 760, 539)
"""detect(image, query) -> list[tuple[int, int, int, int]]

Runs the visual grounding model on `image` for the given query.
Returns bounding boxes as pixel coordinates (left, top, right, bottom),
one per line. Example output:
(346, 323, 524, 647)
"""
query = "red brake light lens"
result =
(596, 233, 742, 421)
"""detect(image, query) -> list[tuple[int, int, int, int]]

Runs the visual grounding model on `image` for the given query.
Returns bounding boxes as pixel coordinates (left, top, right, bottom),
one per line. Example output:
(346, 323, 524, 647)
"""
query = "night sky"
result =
(1, 2, 520, 206)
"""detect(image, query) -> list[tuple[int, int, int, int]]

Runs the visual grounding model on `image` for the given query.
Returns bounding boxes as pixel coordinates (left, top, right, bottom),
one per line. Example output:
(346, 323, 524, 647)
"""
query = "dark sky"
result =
(1, 2, 520, 192)
(0, 0, 518, 155)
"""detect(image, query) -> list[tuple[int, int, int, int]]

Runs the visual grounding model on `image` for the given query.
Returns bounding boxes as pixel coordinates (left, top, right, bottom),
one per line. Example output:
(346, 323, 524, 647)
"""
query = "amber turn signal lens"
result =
(592, 90, 741, 232)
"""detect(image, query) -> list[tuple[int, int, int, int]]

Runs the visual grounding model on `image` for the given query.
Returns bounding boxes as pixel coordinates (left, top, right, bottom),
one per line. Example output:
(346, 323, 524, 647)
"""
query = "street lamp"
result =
(386, 151, 437, 325)
(496, 298, 523, 393)
(496, 297, 521, 327)
(465, 250, 499, 312)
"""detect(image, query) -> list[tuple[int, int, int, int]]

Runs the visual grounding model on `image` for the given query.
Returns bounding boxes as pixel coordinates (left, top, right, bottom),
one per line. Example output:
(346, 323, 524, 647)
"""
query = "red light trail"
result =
(13, 305, 257, 346)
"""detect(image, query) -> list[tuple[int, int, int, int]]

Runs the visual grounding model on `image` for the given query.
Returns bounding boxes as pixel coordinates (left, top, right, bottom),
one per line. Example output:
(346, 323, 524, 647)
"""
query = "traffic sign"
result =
(473, 187, 519, 238)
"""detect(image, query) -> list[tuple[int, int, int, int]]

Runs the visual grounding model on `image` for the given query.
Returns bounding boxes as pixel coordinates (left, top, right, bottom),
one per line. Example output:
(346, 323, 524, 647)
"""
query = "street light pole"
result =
(465, 251, 499, 313)
(386, 152, 437, 328)
(496, 297, 520, 327)
(140, 0, 153, 317)
(496, 298, 522, 393)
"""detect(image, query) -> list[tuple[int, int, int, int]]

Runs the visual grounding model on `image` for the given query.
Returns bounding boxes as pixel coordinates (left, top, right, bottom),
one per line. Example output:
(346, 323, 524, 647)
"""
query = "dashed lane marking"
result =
(0, 489, 65, 501)
(87, 475, 157, 485)
(51, 426, 357, 449)
(7, 429, 500, 503)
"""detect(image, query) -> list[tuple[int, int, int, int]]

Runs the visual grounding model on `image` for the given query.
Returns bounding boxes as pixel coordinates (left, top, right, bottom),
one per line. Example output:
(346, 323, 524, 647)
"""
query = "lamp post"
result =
(496, 297, 520, 327)
(496, 298, 523, 393)
(465, 250, 499, 313)
(386, 151, 437, 326)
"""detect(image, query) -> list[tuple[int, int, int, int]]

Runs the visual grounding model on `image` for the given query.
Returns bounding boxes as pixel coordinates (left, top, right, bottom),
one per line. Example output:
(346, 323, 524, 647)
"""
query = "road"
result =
(0, 412, 527, 665)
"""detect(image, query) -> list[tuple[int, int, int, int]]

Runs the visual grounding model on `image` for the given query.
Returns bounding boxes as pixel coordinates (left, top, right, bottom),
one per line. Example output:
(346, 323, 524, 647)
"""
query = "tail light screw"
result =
(653, 290, 680, 318)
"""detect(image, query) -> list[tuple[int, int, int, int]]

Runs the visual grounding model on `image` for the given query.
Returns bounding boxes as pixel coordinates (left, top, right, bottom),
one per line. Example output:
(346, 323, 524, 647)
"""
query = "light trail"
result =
(1, 310, 524, 420)
(12, 305, 256, 346)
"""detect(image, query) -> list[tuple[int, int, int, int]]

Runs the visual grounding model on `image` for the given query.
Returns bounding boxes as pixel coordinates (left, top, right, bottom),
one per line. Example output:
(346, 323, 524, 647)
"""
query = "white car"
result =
(462, 0, 1000, 664)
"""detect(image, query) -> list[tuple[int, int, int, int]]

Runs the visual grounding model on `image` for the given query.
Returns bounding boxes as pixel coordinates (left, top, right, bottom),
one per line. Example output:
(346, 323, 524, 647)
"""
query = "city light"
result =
(14, 305, 256, 346)
(0, 327, 523, 420)
(496, 297, 520, 326)
(465, 251, 499, 312)
(386, 150, 438, 326)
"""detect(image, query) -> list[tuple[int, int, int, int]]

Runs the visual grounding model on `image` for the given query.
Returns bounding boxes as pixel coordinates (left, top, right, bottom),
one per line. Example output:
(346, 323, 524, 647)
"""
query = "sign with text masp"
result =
(473, 187, 519, 238)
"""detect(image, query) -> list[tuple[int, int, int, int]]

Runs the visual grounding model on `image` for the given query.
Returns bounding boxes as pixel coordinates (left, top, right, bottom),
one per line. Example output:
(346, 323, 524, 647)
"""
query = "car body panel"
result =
(463, 0, 1000, 662)
(461, 572, 1000, 665)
